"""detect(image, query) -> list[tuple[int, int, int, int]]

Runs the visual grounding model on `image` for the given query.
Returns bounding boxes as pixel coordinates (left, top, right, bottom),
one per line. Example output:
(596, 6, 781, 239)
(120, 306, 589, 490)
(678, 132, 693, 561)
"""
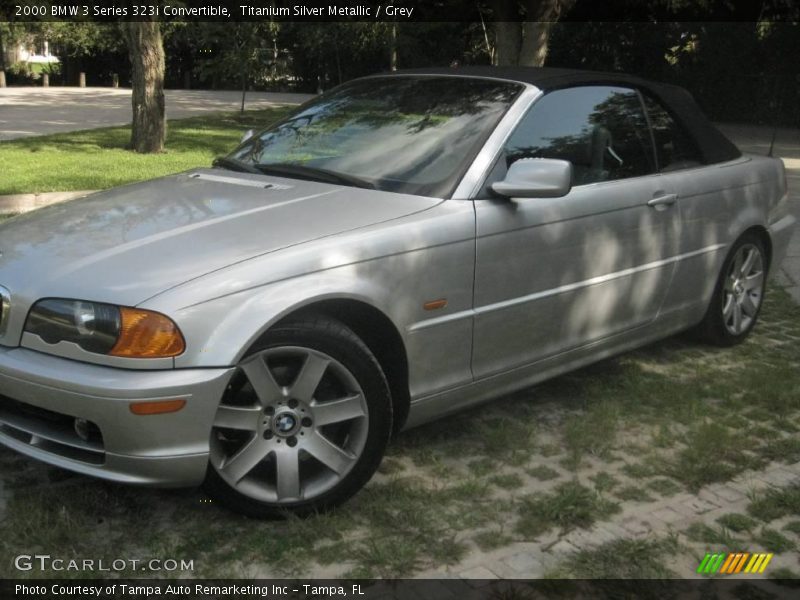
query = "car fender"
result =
(163, 272, 403, 369)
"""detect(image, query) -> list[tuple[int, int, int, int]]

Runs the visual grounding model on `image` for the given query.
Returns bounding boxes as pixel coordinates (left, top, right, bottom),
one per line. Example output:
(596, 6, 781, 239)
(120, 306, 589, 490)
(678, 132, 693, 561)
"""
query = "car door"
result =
(471, 85, 682, 379)
(639, 92, 731, 316)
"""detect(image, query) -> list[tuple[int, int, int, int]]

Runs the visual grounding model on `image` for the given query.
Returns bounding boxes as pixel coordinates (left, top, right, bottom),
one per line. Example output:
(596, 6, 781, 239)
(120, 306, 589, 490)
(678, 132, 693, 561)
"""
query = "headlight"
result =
(25, 299, 185, 358)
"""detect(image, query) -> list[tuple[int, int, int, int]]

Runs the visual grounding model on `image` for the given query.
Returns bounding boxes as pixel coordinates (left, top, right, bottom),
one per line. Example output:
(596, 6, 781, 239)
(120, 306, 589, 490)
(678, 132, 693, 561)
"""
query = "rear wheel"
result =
(695, 233, 767, 346)
(204, 316, 392, 517)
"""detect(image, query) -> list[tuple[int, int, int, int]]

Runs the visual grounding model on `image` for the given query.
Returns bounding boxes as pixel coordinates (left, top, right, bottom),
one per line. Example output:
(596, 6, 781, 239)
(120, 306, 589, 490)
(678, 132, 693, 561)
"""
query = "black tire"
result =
(694, 232, 768, 347)
(204, 315, 392, 518)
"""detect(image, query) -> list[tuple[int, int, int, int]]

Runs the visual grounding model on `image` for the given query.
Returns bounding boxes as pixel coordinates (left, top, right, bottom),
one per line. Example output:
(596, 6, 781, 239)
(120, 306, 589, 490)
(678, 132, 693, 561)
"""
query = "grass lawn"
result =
(0, 108, 292, 195)
(1, 287, 799, 579)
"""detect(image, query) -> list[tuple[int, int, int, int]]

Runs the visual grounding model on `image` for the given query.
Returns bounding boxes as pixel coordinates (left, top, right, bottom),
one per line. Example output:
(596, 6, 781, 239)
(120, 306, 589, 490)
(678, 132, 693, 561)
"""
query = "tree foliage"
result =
(2, 0, 798, 126)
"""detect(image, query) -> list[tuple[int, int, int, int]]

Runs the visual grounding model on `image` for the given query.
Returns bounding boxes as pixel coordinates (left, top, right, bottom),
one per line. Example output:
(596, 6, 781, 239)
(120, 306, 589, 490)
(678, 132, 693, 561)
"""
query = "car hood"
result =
(0, 169, 440, 306)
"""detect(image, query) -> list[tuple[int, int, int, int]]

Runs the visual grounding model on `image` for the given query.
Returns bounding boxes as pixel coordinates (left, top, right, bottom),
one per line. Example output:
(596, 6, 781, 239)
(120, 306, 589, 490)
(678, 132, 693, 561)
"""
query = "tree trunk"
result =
(519, 21, 554, 66)
(0, 27, 6, 88)
(492, 0, 521, 66)
(389, 23, 398, 71)
(494, 0, 575, 67)
(240, 63, 248, 114)
(494, 22, 521, 66)
(124, 21, 166, 153)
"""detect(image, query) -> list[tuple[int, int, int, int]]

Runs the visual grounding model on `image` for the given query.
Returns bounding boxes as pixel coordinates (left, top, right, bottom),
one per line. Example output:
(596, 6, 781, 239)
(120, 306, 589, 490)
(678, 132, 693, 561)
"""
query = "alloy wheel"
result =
(209, 346, 369, 504)
(722, 243, 764, 336)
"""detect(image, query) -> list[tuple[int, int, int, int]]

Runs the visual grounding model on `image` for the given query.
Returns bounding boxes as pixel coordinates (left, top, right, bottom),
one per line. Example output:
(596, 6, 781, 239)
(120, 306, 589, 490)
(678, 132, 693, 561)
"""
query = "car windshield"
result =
(227, 76, 523, 198)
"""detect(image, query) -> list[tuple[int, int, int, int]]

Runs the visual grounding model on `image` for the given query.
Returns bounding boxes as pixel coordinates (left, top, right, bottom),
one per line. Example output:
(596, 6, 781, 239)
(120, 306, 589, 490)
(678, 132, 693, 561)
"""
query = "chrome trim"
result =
(408, 243, 728, 332)
(189, 172, 293, 190)
(0, 285, 10, 338)
(452, 84, 544, 200)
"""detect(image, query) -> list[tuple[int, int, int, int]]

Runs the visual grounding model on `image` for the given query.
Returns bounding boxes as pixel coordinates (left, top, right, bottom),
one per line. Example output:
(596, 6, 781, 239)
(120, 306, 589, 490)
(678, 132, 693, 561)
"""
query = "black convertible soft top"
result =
(390, 66, 741, 165)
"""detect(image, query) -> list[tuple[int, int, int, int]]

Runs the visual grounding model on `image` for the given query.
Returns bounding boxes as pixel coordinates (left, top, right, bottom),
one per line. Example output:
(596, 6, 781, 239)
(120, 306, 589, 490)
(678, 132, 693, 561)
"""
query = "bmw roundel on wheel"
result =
(0, 67, 794, 517)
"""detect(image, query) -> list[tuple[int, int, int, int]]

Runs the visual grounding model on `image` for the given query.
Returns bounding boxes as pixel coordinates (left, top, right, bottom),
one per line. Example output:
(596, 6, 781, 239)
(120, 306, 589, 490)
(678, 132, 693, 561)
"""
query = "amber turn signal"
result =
(109, 308, 185, 358)
(129, 399, 187, 416)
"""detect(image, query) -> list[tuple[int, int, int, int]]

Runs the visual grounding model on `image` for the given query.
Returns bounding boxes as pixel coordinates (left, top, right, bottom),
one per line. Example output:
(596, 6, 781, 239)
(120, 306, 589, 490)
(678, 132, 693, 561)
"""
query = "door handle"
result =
(647, 193, 678, 209)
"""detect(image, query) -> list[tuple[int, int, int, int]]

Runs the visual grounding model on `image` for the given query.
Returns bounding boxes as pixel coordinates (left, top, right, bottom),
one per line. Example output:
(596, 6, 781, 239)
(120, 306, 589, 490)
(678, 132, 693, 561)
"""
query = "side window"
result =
(504, 86, 656, 185)
(642, 95, 704, 172)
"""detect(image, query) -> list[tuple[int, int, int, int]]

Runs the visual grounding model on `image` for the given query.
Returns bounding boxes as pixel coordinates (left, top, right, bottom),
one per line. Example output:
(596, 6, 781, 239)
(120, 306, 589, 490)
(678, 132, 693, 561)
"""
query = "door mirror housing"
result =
(491, 158, 573, 198)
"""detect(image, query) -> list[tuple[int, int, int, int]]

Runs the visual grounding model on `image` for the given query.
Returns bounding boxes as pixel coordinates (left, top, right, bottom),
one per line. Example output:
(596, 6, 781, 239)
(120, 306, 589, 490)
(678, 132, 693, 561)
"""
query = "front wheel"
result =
(204, 316, 392, 518)
(695, 233, 767, 346)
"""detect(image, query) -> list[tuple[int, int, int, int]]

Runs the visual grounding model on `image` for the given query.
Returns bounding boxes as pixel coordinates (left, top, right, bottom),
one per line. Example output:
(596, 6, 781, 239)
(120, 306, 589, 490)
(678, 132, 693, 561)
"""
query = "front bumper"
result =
(0, 346, 234, 487)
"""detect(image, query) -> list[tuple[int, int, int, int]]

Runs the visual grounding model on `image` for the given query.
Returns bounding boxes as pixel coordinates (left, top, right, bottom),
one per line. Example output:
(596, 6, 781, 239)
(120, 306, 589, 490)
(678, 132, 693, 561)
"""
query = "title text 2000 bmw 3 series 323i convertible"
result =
(0, 67, 794, 517)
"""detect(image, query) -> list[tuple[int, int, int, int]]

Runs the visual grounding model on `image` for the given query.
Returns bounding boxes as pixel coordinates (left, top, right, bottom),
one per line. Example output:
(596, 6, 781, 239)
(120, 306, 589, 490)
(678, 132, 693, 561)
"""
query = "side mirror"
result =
(491, 158, 572, 199)
(241, 129, 255, 144)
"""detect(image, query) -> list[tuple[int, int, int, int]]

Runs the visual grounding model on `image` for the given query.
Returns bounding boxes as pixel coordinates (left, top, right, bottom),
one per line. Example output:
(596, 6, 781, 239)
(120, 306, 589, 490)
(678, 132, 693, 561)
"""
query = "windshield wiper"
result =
(212, 156, 263, 174)
(254, 163, 375, 189)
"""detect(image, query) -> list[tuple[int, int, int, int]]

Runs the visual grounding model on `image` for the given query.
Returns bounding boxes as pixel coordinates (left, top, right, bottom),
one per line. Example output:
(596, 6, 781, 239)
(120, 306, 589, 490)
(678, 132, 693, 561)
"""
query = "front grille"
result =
(0, 394, 105, 465)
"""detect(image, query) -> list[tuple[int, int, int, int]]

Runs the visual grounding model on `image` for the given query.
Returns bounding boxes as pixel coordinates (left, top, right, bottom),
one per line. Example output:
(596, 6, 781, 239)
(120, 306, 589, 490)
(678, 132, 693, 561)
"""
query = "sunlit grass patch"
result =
(783, 520, 800, 535)
(759, 437, 800, 463)
(527, 464, 561, 482)
(473, 529, 515, 552)
(621, 461, 658, 479)
(562, 400, 619, 467)
(590, 471, 620, 493)
(684, 522, 743, 551)
(747, 484, 800, 522)
(516, 481, 619, 537)
(614, 485, 656, 503)
(0, 108, 291, 195)
(754, 527, 796, 553)
(646, 477, 683, 497)
(490, 473, 525, 490)
(662, 423, 765, 491)
(546, 536, 680, 578)
(716, 513, 758, 533)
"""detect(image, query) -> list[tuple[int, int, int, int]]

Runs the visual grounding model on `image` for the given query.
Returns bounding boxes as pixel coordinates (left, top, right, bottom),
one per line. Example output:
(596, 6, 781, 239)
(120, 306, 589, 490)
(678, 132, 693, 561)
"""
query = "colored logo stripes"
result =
(697, 552, 773, 575)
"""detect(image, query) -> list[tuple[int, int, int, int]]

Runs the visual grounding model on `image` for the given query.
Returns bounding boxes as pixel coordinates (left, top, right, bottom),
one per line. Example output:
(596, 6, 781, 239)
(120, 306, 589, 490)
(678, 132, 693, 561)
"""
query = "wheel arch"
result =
(740, 225, 773, 272)
(274, 299, 411, 435)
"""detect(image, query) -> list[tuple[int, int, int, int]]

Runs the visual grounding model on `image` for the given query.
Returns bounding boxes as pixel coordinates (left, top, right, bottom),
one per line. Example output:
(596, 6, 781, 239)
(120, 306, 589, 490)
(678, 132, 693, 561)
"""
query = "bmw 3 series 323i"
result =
(0, 67, 794, 517)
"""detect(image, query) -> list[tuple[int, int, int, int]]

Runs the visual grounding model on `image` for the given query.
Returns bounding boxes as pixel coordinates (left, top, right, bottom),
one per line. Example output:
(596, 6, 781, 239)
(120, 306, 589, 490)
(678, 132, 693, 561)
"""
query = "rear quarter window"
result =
(642, 94, 705, 172)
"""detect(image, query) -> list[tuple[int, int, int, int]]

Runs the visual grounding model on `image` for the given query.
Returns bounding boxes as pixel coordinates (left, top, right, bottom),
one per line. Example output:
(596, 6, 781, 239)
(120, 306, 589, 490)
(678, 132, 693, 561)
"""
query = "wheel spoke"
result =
(733, 250, 744, 276)
(312, 394, 366, 426)
(214, 405, 261, 431)
(241, 356, 284, 406)
(740, 248, 756, 276)
(221, 437, 268, 482)
(732, 302, 743, 332)
(274, 449, 301, 500)
(744, 271, 764, 292)
(723, 295, 735, 320)
(741, 293, 758, 317)
(303, 431, 356, 475)
(290, 353, 329, 402)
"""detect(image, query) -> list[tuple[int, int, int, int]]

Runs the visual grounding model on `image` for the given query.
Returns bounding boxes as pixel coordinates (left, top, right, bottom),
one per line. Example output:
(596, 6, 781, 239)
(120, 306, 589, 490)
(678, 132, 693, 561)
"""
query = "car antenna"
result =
(767, 77, 783, 158)
(767, 127, 778, 158)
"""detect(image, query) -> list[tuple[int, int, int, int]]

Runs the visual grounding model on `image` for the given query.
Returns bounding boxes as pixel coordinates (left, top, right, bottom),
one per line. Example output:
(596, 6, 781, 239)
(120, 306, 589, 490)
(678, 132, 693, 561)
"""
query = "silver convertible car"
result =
(0, 67, 794, 516)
